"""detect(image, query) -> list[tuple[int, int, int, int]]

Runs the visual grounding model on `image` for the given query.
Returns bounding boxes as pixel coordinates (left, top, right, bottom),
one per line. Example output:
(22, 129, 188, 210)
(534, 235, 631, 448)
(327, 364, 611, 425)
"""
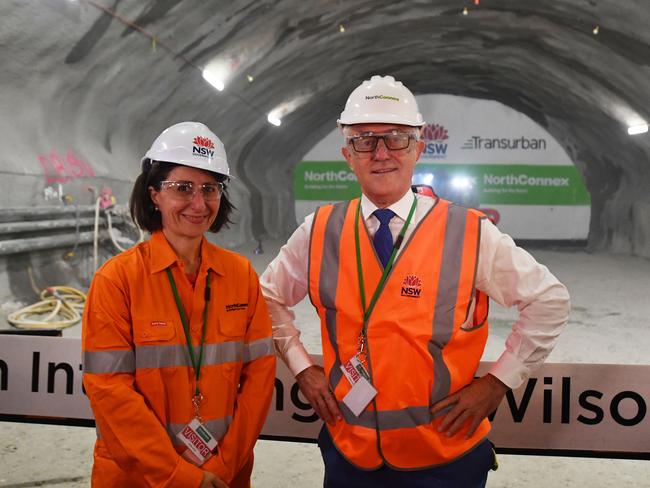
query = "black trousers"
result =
(317, 425, 493, 488)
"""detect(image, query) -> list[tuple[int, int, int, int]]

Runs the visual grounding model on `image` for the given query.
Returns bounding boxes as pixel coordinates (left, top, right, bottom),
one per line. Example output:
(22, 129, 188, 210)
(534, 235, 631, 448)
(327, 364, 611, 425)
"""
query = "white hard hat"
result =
(141, 121, 229, 177)
(338, 75, 425, 127)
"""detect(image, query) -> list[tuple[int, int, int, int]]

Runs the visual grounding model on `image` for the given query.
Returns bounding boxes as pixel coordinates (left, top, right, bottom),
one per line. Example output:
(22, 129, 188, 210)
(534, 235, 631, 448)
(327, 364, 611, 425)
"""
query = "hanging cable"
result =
(105, 209, 145, 252)
(93, 196, 101, 272)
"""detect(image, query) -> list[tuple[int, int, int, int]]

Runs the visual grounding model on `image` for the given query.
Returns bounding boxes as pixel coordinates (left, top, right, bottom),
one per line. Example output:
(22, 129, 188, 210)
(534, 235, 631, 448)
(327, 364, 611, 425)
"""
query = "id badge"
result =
(176, 418, 218, 466)
(342, 375, 378, 417)
(340, 356, 370, 385)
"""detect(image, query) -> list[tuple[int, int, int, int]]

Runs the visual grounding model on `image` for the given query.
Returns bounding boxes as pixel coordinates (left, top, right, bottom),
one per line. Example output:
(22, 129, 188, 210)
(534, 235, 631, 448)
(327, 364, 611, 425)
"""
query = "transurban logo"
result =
(401, 274, 422, 298)
(484, 174, 570, 187)
(462, 136, 547, 151)
(304, 170, 357, 182)
(365, 95, 400, 102)
(192, 136, 215, 158)
(421, 123, 449, 159)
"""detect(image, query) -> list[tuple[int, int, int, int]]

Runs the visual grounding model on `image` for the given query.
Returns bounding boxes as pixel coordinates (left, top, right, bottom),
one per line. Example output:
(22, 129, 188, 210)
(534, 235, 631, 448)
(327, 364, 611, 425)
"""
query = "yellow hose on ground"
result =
(7, 286, 86, 330)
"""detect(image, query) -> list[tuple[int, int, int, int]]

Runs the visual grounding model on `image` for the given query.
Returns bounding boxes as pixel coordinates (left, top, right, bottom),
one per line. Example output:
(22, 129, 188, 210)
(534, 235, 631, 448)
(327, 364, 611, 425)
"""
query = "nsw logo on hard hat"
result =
(421, 123, 448, 160)
(192, 136, 215, 158)
(401, 274, 422, 298)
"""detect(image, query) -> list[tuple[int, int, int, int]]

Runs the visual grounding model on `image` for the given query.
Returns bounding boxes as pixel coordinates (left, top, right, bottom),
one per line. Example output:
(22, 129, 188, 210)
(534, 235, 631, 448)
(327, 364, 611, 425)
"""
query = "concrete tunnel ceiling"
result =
(2, 0, 650, 256)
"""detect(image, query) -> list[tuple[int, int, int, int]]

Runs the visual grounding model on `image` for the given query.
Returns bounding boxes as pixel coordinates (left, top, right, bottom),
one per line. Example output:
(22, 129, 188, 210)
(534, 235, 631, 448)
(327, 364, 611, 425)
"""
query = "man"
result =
(261, 75, 570, 487)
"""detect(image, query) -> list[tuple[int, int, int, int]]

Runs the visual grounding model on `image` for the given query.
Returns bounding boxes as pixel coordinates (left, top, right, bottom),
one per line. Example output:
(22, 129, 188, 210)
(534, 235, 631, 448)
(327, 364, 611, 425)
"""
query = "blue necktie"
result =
(373, 209, 396, 268)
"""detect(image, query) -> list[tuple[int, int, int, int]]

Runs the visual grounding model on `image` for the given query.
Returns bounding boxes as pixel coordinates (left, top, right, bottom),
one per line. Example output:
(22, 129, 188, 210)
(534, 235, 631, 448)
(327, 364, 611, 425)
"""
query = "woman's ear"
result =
(149, 186, 160, 208)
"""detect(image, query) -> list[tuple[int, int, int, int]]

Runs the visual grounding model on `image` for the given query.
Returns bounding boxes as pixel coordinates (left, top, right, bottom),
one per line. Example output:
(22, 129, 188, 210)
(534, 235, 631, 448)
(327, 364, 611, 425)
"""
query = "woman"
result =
(82, 122, 276, 488)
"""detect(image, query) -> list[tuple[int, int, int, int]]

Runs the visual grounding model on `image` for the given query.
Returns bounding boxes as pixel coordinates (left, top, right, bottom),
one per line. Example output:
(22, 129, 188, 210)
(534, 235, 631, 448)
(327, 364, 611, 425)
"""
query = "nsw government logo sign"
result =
(421, 123, 449, 160)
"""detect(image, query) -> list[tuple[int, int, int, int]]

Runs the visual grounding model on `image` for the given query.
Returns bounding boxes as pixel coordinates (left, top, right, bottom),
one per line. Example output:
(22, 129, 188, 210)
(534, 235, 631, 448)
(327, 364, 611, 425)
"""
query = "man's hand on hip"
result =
(295, 365, 343, 425)
(430, 374, 509, 438)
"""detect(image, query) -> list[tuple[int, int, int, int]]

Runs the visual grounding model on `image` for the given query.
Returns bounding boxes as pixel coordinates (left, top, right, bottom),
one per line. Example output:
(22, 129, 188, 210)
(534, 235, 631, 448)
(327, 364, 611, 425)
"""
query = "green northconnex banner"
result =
(294, 162, 590, 206)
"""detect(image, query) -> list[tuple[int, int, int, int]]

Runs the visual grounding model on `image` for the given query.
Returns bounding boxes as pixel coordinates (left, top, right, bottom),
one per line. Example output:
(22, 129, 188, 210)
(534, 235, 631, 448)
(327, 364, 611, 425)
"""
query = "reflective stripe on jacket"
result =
(82, 231, 275, 487)
(308, 197, 490, 470)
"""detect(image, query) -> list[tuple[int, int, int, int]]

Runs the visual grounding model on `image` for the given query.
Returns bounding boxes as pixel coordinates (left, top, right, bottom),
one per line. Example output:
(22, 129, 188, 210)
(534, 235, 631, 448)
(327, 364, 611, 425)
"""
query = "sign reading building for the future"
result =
(1, 336, 648, 458)
(295, 94, 591, 241)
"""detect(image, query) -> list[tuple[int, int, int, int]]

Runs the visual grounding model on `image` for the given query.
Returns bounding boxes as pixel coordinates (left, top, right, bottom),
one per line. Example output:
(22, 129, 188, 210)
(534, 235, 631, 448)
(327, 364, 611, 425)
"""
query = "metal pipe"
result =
(0, 216, 124, 234)
(0, 206, 97, 222)
(0, 231, 109, 256)
(0, 205, 128, 223)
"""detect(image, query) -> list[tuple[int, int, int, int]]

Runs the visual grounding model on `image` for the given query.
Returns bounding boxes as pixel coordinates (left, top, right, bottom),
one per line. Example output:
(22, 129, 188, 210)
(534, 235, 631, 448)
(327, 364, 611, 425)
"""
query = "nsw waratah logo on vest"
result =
(192, 136, 215, 158)
(421, 123, 449, 159)
(401, 274, 422, 298)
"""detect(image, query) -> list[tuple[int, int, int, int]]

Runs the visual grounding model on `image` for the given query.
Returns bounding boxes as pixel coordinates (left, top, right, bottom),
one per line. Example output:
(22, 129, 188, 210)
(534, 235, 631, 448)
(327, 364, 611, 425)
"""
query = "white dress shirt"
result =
(260, 190, 570, 390)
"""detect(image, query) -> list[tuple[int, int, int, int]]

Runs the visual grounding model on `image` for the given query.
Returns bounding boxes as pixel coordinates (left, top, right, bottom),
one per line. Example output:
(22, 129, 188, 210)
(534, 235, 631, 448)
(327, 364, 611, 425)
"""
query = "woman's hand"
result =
(200, 471, 229, 488)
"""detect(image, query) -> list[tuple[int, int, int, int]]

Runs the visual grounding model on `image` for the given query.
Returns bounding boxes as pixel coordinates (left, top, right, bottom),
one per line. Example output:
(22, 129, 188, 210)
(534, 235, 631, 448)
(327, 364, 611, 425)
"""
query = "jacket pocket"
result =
(217, 308, 248, 339)
(133, 318, 177, 343)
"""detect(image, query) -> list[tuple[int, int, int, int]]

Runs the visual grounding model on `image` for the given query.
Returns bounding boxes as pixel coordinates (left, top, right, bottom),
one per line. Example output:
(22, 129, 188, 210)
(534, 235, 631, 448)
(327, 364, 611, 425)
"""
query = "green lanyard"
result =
(166, 267, 211, 402)
(354, 196, 417, 329)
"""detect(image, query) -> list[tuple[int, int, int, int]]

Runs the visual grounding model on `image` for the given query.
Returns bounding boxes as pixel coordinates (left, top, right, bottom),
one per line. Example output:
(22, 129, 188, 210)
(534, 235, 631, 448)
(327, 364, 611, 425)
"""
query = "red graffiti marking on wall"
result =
(38, 151, 95, 185)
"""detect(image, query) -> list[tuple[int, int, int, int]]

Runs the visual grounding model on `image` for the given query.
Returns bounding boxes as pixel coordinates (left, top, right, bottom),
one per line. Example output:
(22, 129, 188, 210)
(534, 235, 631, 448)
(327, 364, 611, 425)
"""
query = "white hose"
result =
(105, 208, 146, 253)
(93, 196, 101, 272)
(7, 286, 87, 330)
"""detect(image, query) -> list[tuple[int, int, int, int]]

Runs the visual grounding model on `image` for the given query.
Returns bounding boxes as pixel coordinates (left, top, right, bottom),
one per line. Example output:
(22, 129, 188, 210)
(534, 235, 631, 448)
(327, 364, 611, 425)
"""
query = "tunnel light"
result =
(267, 113, 282, 127)
(246, 74, 254, 82)
(339, 24, 346, 33)
(462, 7, 469, 15)
(451, 176, 473, 190)
(202, 68, 224, 91)
(592, 25, 600, 35)
(627, 123, 648, 135)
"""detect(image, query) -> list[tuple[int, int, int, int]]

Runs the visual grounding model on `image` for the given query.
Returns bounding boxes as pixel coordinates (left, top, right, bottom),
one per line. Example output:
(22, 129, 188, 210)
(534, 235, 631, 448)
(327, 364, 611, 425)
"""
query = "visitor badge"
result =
(342, 375, 378, 417)
(176, 418, 218, 466)
(340, 356, 370, 385)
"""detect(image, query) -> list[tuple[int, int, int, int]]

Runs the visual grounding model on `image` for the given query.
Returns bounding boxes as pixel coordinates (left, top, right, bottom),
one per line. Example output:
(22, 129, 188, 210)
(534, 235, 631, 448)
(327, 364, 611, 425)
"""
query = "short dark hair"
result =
(129, 161, 234, 233)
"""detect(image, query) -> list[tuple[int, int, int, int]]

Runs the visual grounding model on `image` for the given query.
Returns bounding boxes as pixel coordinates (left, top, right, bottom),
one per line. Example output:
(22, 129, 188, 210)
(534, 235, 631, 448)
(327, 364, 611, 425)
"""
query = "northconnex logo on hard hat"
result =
(192, 136, 215, 158)
(365, 95, 400, 102)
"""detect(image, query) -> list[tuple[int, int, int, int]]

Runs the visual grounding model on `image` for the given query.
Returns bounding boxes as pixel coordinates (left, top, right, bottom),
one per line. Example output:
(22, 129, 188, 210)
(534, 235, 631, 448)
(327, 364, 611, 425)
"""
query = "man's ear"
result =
(341, 146, 353, 168)
(414, 139, 425, 159)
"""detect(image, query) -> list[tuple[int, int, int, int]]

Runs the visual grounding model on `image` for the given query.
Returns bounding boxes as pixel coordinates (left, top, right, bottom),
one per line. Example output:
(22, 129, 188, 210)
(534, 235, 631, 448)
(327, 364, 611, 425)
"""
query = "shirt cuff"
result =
(283, 344, 316, 377)
(488, 350, 531, 390)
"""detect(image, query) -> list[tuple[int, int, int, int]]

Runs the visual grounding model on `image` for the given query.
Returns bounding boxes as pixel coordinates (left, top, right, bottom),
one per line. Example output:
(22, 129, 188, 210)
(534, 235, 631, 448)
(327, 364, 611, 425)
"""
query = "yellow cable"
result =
(7, 286, 87, 330)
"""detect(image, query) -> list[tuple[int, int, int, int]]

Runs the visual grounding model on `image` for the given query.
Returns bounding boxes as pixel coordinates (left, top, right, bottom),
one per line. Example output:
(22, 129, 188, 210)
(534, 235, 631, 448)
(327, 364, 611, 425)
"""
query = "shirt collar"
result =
(360, 189, 415, 222)
(149, 231, 226, 276)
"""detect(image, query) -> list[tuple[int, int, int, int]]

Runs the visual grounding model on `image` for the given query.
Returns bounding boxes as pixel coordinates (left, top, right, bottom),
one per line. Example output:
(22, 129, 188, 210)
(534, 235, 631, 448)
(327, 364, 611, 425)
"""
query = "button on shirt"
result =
(260, 191, 570, 390)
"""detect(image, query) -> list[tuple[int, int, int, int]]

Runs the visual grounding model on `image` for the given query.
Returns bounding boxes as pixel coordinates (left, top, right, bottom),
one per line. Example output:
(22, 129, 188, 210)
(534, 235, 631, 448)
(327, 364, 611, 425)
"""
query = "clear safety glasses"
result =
(159, 180, 224, 201)
(346, 130, 419, 153)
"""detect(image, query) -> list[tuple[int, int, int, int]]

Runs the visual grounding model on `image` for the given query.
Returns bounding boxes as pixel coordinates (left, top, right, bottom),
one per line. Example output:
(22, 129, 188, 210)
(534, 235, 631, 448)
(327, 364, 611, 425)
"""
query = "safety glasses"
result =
(347, 130, 419, 153)
(159, 180, 224, 201)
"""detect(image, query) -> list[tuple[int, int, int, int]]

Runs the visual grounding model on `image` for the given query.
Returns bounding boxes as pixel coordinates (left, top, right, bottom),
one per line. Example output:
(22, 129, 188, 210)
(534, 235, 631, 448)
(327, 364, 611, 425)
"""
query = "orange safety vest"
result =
(82, 231, 275, 487)
(309, 197, 490, 470)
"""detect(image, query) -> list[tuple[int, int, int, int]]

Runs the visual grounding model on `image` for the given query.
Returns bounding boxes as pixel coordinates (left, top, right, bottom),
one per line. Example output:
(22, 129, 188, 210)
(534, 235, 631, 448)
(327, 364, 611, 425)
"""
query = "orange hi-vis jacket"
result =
(82, 231, 275, 488)
(308, 197, 490, 470)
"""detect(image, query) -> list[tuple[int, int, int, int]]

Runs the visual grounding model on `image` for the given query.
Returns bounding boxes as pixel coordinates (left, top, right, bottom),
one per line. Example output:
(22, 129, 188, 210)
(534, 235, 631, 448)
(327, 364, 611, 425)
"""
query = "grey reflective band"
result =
(340, 402, 433, 430)
(136, 341, 242, 369)
(318, 201, 350, 392)
(243, 337, 274, 363)
(84, 339, 272, 374)
(83, 349, 135, 374)
(429, 204, 468, 406)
